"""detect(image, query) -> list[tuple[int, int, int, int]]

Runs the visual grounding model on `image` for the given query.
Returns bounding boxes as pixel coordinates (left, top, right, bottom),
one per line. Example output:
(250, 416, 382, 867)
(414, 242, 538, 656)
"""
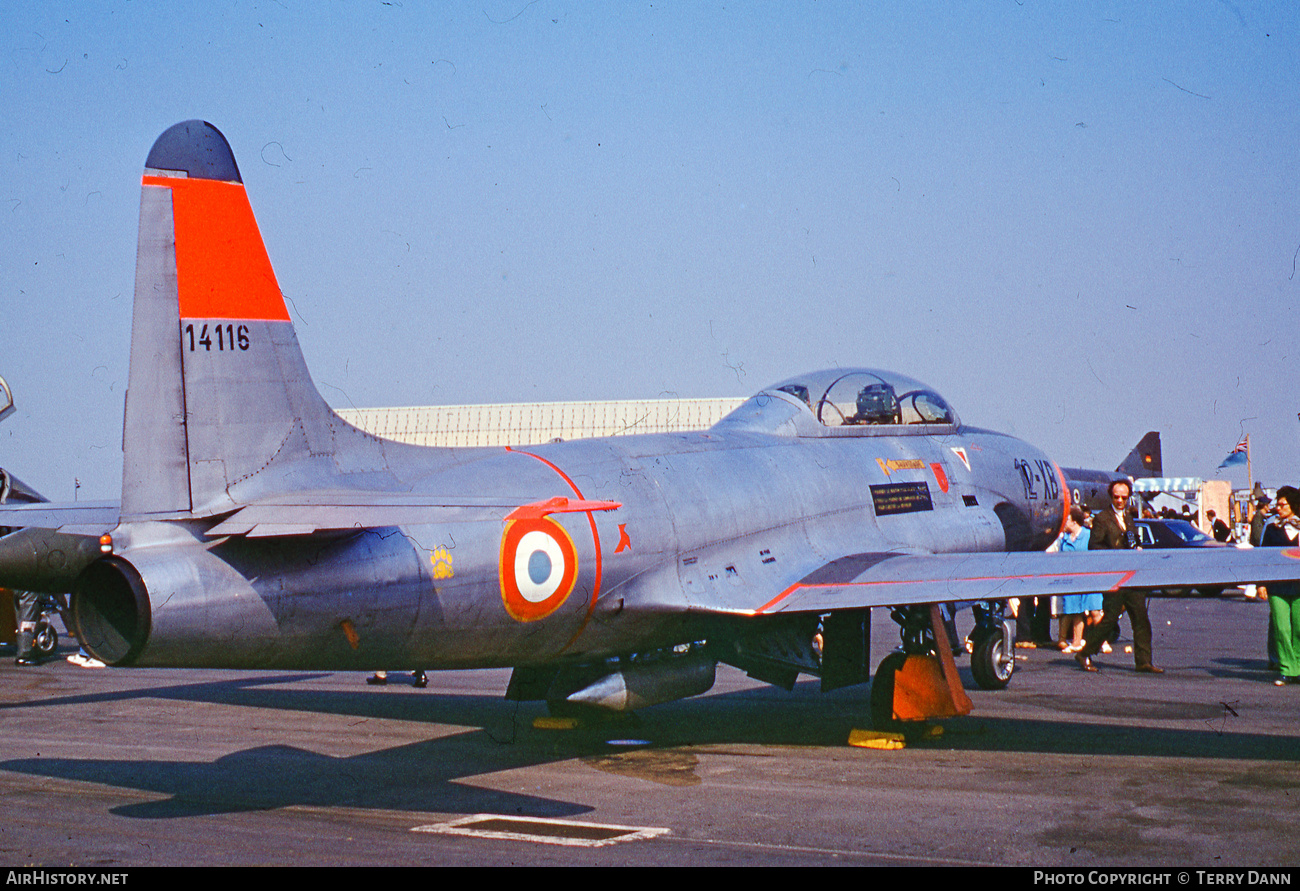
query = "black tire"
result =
(870, 652, 908, 728)
(970, 632, 1013, 690)
(32, 620, 58, 658)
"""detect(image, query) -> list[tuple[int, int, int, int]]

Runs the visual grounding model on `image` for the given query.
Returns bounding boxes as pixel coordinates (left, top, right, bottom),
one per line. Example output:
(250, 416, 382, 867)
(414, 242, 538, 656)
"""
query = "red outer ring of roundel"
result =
(499, 516, 579, 622)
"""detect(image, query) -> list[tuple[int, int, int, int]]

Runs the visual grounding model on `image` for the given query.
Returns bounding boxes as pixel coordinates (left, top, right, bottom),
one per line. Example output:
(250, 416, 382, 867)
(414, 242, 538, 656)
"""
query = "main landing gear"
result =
(968, 601, 1015, 691)
(870, 600, 1013, 728)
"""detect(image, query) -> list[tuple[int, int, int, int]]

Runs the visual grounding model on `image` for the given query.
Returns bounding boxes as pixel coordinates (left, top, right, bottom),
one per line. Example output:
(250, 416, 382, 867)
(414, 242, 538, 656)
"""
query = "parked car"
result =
(1133, 519, 1233, 596)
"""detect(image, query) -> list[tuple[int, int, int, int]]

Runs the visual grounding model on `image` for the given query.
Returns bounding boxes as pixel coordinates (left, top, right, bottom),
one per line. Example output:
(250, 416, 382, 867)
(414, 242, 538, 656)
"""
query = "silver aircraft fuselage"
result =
(97, 370, 1064, 671)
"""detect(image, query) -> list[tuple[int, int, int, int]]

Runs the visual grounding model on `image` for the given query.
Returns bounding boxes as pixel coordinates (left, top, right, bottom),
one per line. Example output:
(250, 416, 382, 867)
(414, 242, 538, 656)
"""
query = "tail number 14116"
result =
(184, 323, 250, 352)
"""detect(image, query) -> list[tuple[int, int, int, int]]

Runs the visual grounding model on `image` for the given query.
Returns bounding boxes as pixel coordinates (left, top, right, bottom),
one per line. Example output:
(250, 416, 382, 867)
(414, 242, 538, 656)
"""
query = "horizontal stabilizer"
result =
(0, 501, 121, 532)
(203, 492, 568, 537)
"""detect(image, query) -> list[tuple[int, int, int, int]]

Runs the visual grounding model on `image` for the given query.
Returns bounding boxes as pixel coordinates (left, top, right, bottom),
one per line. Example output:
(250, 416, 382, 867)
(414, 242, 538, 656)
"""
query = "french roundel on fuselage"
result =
(499, 515, 579, 622)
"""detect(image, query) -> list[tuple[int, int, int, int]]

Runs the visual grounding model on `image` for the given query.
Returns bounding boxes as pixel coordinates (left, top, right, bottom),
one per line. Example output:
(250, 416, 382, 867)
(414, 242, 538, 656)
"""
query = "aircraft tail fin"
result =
(121, 121, 386, 518)
(1116, 431, 1162, 479)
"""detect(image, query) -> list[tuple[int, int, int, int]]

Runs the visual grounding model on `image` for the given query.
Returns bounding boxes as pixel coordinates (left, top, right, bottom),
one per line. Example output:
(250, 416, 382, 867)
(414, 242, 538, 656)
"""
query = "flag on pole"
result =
(1218, 436, 1248, 468)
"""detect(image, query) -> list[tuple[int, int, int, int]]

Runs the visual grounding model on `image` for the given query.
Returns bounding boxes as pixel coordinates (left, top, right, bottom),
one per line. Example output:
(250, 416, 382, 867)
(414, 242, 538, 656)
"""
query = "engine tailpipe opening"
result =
(72, 557, 152, 666)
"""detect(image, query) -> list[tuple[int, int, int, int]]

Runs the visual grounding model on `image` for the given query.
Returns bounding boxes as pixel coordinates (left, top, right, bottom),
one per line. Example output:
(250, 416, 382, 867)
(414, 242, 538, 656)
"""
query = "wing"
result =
(659, 547, 1300, 616)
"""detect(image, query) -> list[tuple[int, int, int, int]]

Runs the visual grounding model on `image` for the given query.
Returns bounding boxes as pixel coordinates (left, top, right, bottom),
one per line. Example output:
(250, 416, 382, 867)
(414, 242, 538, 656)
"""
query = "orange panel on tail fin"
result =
(142, 175, 290, 322)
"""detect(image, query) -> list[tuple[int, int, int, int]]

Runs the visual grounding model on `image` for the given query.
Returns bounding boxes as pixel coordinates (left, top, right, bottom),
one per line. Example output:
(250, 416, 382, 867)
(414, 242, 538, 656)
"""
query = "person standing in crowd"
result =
(1075, 479, 1162, 673)
(1208, 510, 1232, 542)
(1261, 486, 1300, 686)
(1014, 594, 1053, 649)
(1250, 496, 1274, 547)
(12, 588, 41, 665)
(1053, 507, 1097, 653)
(1249, 495, 1278, 665)
(1074, 508, 1112, 653)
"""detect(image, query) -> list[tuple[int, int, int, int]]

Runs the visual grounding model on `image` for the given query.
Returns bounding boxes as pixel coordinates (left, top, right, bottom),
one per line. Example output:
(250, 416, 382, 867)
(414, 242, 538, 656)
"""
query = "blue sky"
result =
(2, 1, 1297, 501)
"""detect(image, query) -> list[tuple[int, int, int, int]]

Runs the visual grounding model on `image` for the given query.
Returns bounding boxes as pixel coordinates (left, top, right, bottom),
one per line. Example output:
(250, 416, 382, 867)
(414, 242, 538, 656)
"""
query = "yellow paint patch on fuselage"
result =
(430, 546, 454, 580)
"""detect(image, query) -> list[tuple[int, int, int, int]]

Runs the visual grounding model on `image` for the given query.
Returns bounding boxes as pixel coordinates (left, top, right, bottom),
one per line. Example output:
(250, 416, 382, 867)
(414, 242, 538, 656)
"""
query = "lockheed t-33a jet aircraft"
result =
(4, 121, 1299, 728)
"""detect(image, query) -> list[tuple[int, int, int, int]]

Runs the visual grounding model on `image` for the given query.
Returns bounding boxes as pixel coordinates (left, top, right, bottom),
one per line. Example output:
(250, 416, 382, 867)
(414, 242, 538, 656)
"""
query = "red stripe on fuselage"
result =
(143, 175, 291, 322)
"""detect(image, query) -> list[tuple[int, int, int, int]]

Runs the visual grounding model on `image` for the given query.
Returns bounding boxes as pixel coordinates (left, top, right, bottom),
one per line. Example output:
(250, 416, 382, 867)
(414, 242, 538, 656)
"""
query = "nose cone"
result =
(145, 120, 242, 183)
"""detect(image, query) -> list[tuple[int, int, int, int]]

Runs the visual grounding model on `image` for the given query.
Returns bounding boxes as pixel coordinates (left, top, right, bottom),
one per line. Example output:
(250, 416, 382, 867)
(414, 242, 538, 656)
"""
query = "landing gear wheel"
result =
(970, 632, 1014, 690)
(870, 652, 907, 728)
(32, 620, 58, 659)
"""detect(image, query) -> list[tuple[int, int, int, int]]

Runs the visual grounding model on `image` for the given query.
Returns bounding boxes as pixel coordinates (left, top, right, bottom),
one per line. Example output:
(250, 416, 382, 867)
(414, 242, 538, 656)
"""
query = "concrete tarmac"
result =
(1, 593, 1298, 867)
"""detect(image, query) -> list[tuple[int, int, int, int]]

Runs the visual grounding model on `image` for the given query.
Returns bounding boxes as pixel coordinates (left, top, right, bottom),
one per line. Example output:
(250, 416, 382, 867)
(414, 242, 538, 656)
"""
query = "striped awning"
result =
(1133, 477, 1202, 493)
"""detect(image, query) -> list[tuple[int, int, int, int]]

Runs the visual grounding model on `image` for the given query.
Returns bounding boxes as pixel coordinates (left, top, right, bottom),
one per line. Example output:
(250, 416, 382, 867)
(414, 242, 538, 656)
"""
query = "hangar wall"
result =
(338, 397, 746, 448)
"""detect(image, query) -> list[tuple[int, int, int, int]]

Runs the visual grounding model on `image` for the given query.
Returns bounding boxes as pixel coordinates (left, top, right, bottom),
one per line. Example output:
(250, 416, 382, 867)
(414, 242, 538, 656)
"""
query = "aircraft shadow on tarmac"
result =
(3, 739, 592, 821)
(1, 673, 596, 820)
(2, 669, 1299, 820)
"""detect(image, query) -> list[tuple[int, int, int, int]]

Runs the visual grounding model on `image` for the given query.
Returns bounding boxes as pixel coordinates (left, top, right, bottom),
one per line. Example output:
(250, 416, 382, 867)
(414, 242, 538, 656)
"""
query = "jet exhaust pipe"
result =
(72, 556, 152, 666)
(70, 526, 431, 669)
(563, 654, 717, 712)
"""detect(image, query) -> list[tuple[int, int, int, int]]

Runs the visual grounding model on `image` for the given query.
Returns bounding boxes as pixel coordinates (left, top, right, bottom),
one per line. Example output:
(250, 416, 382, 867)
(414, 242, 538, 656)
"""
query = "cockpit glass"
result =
(818, 374, 898, 425)
(899, 390, 954, 425)
(812, 371, 954, 427)
(776, 384, 810, 407)
(753, 368, 958, 433)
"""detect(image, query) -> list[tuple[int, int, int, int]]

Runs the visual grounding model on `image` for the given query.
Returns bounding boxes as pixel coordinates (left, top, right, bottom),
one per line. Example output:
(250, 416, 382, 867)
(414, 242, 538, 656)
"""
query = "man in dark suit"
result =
(1075, 478, 1163, 673)
(1208, 510, 1232, 542)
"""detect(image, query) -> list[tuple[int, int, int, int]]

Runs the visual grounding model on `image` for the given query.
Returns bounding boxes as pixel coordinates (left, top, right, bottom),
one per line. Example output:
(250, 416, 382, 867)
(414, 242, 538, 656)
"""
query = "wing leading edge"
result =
(679, 547, 1300, 616)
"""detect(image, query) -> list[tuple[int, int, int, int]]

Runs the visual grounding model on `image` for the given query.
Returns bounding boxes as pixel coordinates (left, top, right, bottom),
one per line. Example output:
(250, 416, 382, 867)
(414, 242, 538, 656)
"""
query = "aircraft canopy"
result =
(767, 368, 959, 429)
